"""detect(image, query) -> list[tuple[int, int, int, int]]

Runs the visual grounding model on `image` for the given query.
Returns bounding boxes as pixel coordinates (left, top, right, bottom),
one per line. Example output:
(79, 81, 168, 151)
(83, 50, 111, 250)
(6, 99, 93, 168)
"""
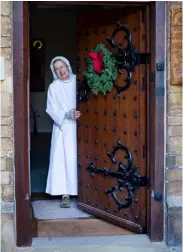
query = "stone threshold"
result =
(15, 235, 171, 252)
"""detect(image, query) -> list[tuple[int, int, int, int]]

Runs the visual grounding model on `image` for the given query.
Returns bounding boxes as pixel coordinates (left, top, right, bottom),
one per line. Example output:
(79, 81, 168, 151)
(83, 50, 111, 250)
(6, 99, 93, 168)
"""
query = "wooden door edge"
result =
(147, 1, 165, 242)
(78, 202, 143, 233)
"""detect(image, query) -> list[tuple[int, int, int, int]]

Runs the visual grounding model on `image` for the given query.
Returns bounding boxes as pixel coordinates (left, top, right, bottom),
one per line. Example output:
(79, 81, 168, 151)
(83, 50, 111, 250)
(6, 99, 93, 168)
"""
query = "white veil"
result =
(50, 56, 73, 81)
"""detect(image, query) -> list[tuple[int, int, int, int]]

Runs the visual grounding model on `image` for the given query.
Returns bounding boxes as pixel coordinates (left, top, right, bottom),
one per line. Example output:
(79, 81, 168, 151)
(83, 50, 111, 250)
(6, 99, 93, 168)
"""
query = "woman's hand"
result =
(72, 109, 81, 120)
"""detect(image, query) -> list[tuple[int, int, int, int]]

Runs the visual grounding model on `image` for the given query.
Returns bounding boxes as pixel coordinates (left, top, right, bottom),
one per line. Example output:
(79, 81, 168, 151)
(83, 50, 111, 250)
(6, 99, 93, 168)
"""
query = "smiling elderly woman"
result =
(45, 56, 81, 208)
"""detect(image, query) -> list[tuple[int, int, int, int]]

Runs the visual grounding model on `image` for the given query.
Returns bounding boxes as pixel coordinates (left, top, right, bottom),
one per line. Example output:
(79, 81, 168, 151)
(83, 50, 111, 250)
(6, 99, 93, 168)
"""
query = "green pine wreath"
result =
(83, 44, 117, 95)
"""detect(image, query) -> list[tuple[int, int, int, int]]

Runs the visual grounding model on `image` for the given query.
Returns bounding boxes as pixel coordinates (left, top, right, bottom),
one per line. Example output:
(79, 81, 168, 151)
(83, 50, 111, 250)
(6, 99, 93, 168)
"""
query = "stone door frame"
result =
(13, 1, 166, 247)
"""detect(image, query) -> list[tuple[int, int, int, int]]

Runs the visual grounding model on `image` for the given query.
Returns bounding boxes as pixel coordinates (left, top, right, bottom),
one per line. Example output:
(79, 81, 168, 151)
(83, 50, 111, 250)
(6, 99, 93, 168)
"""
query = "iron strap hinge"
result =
(88, 163, 150, 210)
(138, 175, 149, 188)
(88, 163, 150, 189)
(134, 52, 150, 65)
(116, 52, 150, 72)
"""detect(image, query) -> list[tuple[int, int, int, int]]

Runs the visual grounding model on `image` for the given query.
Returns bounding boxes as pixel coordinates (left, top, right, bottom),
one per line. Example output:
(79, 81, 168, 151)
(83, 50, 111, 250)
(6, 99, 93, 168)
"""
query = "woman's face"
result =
(54, 60, 70, 81)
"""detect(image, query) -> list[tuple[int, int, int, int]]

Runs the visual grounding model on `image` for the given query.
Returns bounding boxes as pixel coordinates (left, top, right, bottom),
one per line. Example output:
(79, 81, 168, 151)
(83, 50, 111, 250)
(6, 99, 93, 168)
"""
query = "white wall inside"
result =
(30, 7, 77, 133)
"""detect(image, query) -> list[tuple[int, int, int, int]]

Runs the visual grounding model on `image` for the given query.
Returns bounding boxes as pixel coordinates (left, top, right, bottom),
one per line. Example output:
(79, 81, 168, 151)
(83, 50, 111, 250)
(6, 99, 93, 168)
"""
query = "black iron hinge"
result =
(134, 52, 150, 66)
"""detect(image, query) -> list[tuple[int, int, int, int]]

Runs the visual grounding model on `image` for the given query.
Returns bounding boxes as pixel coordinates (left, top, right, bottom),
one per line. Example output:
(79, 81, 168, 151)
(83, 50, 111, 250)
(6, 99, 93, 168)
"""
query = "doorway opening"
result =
(13, 1, 166, 246)
(29, 3, 93, 223)
(29, 3, 136, 237)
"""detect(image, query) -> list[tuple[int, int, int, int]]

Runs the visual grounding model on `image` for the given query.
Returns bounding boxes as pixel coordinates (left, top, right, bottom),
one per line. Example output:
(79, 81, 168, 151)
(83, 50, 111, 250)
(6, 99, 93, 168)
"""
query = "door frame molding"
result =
(13, 1, 165, 246)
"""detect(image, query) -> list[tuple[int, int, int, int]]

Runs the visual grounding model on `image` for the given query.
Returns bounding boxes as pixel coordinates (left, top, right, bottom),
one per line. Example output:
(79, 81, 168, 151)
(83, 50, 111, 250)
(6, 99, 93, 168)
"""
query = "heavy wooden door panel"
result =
(76, 7, 147, 233)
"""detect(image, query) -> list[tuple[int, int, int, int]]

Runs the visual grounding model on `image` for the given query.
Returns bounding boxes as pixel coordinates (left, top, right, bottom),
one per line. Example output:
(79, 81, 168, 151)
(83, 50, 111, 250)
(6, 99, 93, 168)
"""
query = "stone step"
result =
(16, 235, 169, 252)
(32, 217, 134, 237)
(31, 197, 134, 237)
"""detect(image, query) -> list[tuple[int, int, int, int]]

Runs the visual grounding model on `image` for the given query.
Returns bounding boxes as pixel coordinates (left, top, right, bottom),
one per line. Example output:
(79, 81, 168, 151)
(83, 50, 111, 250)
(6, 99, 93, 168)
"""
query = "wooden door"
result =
(76, 6, 147, 234)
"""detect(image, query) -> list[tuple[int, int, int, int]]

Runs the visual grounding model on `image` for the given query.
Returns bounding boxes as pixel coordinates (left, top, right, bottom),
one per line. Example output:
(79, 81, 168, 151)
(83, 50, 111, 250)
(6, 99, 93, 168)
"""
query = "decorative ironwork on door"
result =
(88, 140, 148, 210)
(77, 20, 149, 100)
(107, 21, 149, 95)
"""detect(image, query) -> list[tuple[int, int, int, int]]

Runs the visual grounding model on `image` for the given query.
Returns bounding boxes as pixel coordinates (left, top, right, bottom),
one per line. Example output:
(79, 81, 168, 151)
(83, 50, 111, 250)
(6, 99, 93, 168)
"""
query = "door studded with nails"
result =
(76, 7, 147, 233)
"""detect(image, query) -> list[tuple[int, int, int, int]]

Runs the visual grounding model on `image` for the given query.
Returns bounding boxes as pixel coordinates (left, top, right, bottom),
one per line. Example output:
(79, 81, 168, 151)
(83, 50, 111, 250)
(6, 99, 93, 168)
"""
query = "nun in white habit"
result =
(46, 56, 81, 208)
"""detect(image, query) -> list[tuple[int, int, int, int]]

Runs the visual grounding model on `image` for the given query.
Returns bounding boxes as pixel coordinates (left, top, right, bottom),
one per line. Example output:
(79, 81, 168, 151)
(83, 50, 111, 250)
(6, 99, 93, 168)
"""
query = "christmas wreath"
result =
(83, 44, 117, 95)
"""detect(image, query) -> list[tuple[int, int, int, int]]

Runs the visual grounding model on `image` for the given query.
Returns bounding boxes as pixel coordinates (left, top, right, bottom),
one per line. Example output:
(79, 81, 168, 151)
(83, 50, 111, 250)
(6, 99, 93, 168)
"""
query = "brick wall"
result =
(166, 2, 182, 247)
(0, 2, 15, 252)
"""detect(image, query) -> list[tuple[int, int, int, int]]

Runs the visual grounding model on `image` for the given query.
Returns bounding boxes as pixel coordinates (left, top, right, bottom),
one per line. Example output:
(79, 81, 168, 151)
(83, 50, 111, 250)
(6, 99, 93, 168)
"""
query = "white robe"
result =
(45, 74, 77, 195)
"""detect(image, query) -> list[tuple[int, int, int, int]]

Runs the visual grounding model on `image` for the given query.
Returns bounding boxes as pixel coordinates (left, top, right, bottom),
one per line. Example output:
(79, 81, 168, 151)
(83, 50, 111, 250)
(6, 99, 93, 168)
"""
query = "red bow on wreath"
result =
(88, 51, 104, 74)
